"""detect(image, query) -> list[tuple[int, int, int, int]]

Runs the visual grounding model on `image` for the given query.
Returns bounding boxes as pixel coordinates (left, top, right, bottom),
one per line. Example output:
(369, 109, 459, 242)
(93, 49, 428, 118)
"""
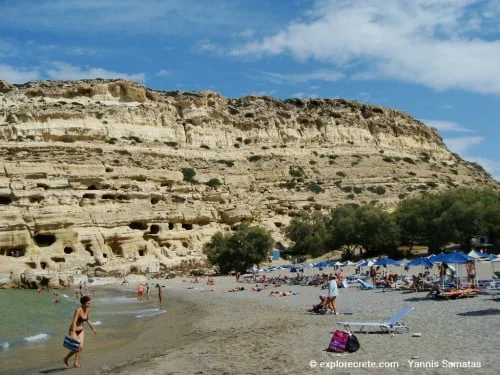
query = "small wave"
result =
(0, 341, 9, 350)
(24, 333, 49, 343)
(135, 309, 166, 318)
(94, 296, 137, 304)
(93, 321, 102, 326)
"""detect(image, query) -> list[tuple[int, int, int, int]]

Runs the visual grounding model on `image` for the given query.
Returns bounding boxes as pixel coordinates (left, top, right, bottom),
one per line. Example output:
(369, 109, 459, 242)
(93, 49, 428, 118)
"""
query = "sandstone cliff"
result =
(0, 79, 497, 286)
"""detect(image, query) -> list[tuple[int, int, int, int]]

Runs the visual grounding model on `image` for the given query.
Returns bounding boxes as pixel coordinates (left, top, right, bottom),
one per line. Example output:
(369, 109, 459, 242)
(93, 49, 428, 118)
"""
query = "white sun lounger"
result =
(337, 305, 414, 334)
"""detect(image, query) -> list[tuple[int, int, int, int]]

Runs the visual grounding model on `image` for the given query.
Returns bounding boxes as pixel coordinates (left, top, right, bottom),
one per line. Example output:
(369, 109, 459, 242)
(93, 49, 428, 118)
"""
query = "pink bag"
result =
(327, 330, 350, 352)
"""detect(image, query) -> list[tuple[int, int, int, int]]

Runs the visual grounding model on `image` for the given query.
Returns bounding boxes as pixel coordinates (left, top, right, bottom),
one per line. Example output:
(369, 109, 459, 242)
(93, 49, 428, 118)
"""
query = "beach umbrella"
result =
(357, 260, 374, 267)
(444, 251, 472, 264)
(342, 260, 357, 266)
(373, 258, 400, 266)
(407, 257, 434, 268)
(399, 258, 410, 266)
(428, 252, 448, 264)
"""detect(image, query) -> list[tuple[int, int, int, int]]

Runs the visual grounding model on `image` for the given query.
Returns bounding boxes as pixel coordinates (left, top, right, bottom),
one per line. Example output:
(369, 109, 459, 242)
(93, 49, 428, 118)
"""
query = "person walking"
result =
(63, 295, 97, 368)
(327, 274, 339, 315)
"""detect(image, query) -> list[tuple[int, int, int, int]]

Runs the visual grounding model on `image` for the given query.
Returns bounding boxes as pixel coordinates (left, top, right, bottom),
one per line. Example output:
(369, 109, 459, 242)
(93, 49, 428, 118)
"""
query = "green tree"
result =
(356, 205, 400, 256)
(203, 223, 273, 274)
(285, 212, 331, 257)
(330, 204, 361, 259)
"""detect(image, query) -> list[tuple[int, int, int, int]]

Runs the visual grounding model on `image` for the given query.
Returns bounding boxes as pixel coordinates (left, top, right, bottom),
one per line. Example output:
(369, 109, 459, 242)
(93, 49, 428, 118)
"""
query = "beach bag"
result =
(345, 333, 360, 353)
(326, 330, 350, 352)
(63, 335, 80, 352)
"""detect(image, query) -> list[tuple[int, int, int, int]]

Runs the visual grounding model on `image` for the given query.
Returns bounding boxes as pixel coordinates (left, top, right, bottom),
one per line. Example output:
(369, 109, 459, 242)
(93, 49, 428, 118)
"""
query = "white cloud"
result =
(422, 120, 472, 132)
(232, 0, 500, 94)
(156, 69, 171, 77)
(0, 64, 40, 83)
(192, 39, 224, 56)
(444, 136, 484, 155)
(45, 62, 145, 82)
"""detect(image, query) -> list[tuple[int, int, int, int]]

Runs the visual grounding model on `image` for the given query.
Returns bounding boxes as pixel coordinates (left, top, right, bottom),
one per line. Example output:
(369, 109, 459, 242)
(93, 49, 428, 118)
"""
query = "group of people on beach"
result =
(137, 282, 164, 303)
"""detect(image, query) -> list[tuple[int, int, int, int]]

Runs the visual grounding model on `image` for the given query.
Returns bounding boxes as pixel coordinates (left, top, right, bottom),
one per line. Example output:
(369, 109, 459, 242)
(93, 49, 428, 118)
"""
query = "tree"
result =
(330, 204, 361, 259)
(203, 223, 273, 274)
(285, 212, 331, 257)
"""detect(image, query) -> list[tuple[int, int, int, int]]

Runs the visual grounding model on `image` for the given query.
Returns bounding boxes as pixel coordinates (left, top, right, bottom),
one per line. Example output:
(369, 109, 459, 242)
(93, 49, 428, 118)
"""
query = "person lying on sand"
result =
(226, 286, 245, 292)
(269, 290, 296, 297)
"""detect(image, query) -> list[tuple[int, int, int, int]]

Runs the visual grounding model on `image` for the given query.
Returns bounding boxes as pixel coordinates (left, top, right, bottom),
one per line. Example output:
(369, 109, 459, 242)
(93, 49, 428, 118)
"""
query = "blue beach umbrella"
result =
(428, 252, 448, 264)
(444, 251, 472, 264)
(406, 257, 434, 268)
(373, 258, 400, 267)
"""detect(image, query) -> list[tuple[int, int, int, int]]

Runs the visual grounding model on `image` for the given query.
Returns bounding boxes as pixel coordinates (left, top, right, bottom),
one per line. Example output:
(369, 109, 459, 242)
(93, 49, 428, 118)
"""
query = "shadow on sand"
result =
(39, 366, 68, 374)
(457, 308, 500, 317)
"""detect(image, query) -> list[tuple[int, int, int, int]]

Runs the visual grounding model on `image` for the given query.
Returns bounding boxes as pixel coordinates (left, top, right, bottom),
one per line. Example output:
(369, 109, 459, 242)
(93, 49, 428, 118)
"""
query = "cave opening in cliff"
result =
(34, 233, 56, 247)
(1, 247, 26, 257)
(64, 247, 74, 254)
(182, 223, 193, 230)
(129, 221, 148, 230)
(0, 195, 13, 205)
(87, 184, 97, 190)
(51, 256, 65, 263)
(85, 245, 94, 256)
(138, 249, 146, 256)
(168, 223, 174, 230)
(40, 262, 47, 269)
(150, 224, 160, 234)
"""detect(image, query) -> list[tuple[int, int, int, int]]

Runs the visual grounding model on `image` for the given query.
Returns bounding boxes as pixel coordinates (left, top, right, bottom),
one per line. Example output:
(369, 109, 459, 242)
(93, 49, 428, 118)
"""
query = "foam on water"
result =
(0, 341, 9, 350)
(23, 333, 49, 343)
(135, 308, 166, 318)
(94, 296, 138, 304)
(93, 321, 102, 326)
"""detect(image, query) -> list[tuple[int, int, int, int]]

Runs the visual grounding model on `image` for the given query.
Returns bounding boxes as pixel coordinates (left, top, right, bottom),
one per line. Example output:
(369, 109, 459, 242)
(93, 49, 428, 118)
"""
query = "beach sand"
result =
(42, 266, 499, 375)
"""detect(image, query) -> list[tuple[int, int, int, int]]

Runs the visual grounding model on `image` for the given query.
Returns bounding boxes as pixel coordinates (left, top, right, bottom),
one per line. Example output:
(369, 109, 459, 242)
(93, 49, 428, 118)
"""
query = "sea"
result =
(0, 287, 166, 375)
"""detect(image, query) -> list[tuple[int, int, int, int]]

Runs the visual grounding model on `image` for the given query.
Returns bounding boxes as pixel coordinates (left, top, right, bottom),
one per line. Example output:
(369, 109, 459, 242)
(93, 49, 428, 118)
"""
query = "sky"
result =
(0, 0, 499, 180)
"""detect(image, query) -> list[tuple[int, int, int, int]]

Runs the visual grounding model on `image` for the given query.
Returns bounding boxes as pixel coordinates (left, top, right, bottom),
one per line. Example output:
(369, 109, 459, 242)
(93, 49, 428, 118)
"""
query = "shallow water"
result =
(0, 287, 165, 374)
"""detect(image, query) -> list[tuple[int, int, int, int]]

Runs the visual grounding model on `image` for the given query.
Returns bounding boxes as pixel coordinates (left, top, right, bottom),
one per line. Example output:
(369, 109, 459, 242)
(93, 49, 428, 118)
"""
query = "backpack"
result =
(326, 330, 350, 352)
(345, 333, 360, 352)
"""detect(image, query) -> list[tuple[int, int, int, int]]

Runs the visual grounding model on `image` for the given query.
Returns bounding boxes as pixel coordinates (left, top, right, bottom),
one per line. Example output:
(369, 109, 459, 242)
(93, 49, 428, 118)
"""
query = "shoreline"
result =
(40, 274, 500, 375)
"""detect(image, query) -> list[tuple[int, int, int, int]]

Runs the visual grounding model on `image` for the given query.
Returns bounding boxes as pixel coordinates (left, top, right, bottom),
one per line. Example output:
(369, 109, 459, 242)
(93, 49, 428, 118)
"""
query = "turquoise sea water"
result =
(0, 287, 166, 374)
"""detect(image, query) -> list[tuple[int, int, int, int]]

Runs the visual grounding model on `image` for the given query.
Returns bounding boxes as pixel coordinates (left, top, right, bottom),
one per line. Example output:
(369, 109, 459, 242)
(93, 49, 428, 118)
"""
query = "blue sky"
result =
(0, 0, 499, 180)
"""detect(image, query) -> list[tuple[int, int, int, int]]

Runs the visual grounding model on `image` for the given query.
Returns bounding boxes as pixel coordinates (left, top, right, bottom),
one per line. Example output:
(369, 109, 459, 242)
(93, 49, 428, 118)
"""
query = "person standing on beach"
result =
(63, 295, 97, 368)
(137, 284, 144, 300)
(327, 274, 339, 315)
(156, 284, 163, 304)
(370, 266, 377, 288)
(146, 283, 151, 300)
(466, 260, 476, 287)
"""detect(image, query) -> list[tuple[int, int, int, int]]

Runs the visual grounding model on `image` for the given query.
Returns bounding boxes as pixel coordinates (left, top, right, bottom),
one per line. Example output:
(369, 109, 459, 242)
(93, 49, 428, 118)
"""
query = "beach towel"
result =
(326, 330, 350, 353)
(63, 335, 80, 352)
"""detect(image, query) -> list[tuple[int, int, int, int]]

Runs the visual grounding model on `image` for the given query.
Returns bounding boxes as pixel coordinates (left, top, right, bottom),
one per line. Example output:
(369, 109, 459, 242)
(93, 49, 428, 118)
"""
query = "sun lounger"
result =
(357, 279, 374, 290)
(337, 305, 414, 334)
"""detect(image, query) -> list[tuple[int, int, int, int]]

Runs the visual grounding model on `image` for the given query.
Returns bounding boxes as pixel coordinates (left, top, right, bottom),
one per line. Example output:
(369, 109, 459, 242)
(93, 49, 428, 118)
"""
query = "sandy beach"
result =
(39, 263, 499, 375)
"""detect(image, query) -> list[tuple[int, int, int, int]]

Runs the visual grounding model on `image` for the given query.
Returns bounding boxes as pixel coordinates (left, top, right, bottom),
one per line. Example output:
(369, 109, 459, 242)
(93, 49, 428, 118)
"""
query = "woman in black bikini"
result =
(63, 295, 97, 368)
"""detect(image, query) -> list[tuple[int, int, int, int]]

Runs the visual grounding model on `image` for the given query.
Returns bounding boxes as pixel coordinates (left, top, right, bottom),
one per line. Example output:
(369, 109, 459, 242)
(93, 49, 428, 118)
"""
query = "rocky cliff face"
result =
(0, 79, 497, 285)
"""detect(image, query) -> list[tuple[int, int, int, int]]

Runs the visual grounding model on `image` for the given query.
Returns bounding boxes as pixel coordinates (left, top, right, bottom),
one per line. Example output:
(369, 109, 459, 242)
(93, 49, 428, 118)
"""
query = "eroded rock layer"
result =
(0, 79, 497, 284)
